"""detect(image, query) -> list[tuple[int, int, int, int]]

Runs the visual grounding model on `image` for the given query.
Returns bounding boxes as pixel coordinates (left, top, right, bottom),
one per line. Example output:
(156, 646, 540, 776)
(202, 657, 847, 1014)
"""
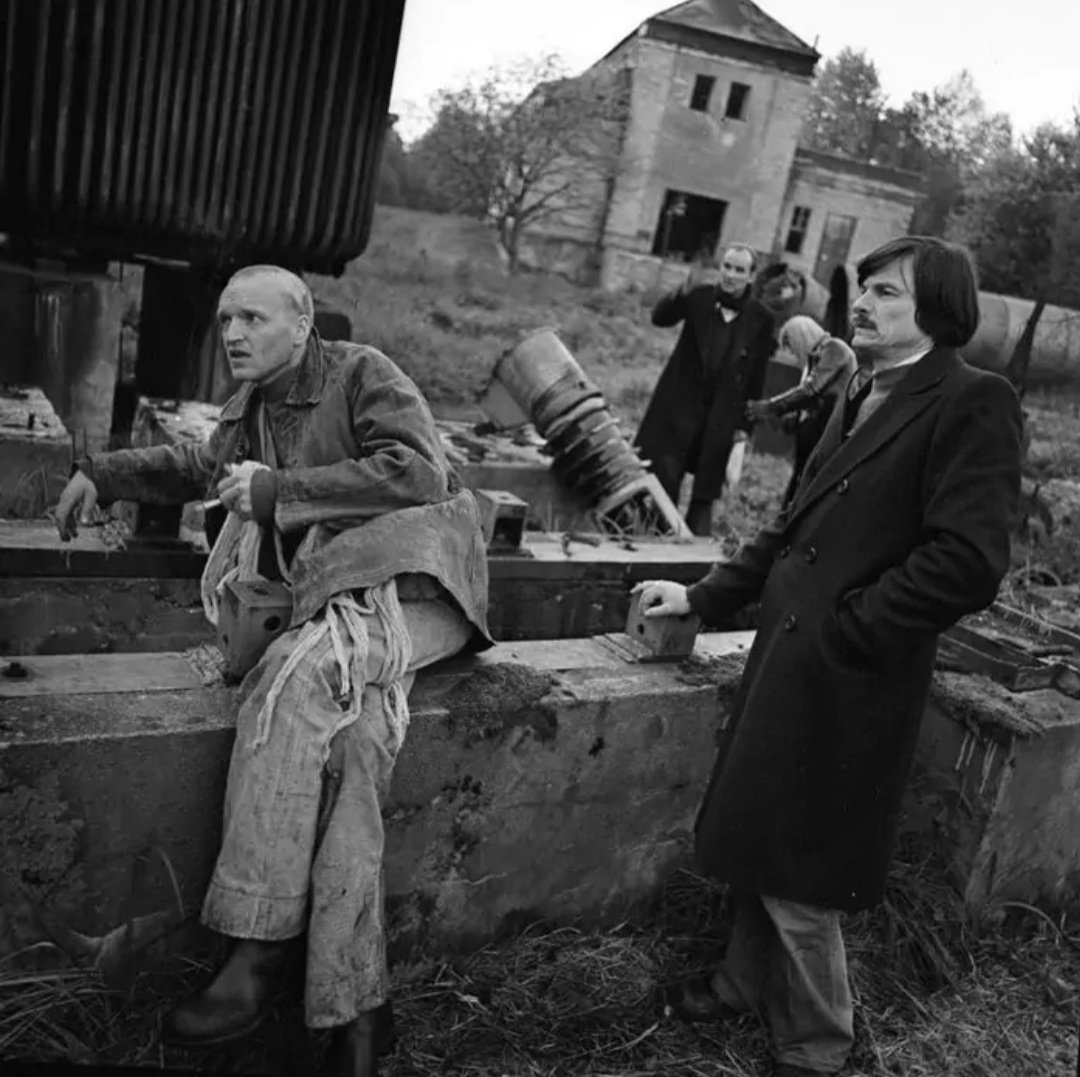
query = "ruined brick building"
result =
(523, 0, 922, 291)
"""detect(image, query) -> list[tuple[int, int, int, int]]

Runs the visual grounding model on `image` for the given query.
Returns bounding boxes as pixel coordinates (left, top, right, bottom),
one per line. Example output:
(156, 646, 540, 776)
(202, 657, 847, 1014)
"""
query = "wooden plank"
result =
(0, 652, 202, 698)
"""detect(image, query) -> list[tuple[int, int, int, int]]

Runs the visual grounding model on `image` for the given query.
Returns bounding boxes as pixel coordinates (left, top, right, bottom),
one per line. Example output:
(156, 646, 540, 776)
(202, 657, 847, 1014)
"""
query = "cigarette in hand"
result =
(202, 498, 222, 511)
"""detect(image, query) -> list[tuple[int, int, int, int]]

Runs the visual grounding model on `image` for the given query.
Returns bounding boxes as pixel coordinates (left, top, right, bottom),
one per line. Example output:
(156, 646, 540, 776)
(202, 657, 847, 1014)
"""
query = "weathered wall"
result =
(909, 674, 1080, 912)
(600, 36, 812, 291)
(0, 264, 123, 455)
(0, 387, 70, 519)
(776, 150, 920, 280)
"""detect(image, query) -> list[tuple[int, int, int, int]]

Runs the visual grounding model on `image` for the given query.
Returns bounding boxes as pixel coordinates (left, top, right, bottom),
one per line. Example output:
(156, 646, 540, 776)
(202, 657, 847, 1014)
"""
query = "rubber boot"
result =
(325, 1001, 396, 1076)
(163, 937, 292, 1046)
(328, 1008, 379, 1077)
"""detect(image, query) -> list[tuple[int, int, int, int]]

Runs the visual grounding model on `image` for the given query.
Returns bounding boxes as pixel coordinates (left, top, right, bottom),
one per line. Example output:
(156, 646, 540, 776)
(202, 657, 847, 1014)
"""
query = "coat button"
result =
(837, 478, 849, 495)
(805, 545, 818, 564)
(779, 545, 791, 559)
(783, 613, 797, 631)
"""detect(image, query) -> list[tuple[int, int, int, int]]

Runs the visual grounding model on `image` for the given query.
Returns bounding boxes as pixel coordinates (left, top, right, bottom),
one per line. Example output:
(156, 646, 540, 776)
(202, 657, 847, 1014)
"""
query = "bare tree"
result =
(409, 55, 629, 272)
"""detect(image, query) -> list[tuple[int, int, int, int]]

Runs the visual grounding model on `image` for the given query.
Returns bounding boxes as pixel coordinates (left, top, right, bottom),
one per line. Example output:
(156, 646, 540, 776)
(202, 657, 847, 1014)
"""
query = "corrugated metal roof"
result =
(0, 0, 405, 274)
(652, 0, 818, 59)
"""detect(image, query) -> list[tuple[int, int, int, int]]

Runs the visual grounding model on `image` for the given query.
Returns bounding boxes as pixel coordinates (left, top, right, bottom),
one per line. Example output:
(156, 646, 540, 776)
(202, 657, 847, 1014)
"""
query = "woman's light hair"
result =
(778, 315, 828, 365)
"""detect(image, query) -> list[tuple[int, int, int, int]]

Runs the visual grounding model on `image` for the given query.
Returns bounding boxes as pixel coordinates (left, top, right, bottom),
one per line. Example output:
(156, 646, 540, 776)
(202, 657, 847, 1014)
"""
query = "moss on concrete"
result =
(444, 663, 558, 746)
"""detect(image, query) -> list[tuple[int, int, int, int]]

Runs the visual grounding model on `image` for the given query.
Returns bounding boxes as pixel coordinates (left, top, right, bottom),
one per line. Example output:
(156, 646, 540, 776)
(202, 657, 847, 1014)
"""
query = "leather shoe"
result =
(163, 938, 291, 1046)
(663, 974, 741, 1023)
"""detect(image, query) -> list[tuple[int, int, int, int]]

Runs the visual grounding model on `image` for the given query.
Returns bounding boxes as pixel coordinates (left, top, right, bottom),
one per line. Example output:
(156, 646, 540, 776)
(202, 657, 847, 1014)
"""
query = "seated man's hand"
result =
(631, 580, 691, 617)
(217, 461, 271, 521)
(54, 470, 99, 541)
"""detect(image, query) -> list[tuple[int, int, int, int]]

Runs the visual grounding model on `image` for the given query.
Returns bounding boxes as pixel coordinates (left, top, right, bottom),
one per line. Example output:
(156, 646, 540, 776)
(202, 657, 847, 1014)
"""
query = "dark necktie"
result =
(842, 366, 874, 436)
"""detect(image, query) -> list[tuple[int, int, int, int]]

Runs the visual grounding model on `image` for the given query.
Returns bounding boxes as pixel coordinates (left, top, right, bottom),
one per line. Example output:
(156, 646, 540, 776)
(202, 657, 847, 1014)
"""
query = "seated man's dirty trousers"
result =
(201, 594, 471, 1028)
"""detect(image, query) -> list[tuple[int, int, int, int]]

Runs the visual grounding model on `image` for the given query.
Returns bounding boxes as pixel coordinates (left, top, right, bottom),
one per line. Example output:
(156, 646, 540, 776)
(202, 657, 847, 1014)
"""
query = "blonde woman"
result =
(745, 315, 856, 505)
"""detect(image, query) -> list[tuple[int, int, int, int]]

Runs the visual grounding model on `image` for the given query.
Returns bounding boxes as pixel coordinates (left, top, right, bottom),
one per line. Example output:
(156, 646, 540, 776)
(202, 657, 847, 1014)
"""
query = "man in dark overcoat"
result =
(635, 244, 776, 536)
(633, 237, 1022, 1076)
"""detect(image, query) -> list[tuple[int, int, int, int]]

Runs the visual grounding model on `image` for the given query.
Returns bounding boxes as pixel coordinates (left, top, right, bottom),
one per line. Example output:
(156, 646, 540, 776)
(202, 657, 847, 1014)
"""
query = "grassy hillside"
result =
(309, 206, 674, 424)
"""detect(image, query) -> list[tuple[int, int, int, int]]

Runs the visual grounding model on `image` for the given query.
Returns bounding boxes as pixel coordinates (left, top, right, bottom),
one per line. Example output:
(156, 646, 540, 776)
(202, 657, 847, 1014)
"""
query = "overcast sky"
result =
(389, 0, 1079, 142)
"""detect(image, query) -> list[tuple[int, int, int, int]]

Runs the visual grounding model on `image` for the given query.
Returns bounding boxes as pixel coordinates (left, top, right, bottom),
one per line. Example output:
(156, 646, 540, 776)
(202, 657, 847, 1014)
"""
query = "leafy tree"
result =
(802, 47, 886, 161)
(804, 55, 1012, 236)
(950, 116, 1080, 393)
(407, 55, 628, 272)
(879, 72, 1012, 233)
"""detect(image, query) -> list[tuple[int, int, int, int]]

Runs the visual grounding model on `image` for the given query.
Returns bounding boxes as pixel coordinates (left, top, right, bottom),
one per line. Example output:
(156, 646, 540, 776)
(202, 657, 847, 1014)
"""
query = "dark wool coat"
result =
(685, 348, 1022, 911)
(635, 283, 775, 501)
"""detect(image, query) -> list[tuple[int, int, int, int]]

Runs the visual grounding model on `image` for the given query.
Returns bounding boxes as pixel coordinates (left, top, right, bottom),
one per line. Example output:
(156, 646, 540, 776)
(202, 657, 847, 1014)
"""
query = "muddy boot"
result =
(163, 937, 291, 1046)
(685, 497, 715, 537)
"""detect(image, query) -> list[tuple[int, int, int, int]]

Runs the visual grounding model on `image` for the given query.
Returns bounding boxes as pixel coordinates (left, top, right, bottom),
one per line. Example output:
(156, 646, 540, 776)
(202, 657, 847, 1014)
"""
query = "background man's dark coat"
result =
(635, 283, 775, 501)
(685, 349, 1022, 911)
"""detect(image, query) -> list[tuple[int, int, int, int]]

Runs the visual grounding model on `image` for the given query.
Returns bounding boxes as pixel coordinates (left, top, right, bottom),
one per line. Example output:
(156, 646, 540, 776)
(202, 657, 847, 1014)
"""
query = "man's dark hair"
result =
(856, 236, 980, 347)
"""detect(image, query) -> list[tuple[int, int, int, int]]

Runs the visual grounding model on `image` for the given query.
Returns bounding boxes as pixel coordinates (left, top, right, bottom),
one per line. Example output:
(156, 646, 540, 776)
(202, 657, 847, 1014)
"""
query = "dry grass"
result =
(2, 860, 1077, 1075)
(308, 207, 672, 425)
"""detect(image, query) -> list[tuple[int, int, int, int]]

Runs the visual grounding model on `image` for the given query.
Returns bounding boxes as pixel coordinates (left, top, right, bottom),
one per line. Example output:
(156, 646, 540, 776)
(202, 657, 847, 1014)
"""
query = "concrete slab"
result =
(4, 633, 1080, 961)
(0, 634, 752, 958)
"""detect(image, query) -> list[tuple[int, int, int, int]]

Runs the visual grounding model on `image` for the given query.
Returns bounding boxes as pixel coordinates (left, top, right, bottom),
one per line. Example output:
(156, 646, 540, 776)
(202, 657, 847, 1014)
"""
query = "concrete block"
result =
(0, 386, 70, 518)
(623, 589, 700, 660)
(907, 672, 1080, 914)
(0, 634, 753, 957)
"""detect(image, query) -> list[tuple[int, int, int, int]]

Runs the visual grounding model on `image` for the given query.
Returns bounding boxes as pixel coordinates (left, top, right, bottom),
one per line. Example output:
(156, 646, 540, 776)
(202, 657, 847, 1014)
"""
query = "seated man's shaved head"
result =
(227, 264, 314, 321)
(218, 265, 315, 384)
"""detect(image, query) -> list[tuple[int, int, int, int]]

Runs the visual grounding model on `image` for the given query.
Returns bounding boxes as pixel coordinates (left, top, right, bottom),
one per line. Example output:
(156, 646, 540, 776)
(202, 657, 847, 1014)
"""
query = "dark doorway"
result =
(813, 213, 857, 286)
(651, 190, 728, 262)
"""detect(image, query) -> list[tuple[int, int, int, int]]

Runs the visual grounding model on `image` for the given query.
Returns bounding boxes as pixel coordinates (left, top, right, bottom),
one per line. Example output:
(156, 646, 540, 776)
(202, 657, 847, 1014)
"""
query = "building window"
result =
(689, 75, 715, 112)
(725, 82, 750, 120)
(652, 189, 729, 262)
(784, 206, 812, 254)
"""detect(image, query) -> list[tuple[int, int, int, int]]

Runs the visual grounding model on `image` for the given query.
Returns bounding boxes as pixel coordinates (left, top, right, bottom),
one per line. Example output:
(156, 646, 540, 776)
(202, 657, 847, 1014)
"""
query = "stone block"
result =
(622, 589, 700, 660)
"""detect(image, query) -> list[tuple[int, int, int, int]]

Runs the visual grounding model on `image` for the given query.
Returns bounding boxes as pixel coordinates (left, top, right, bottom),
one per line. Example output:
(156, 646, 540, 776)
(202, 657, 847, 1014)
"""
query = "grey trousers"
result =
(710, 891, 855, 1073)
(201, 597, 471, 1028)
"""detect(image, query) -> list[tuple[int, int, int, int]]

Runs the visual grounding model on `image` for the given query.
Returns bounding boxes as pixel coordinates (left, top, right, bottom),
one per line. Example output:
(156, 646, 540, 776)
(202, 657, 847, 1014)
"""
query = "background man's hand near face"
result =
(54, 471, 99, 541)
(217, 461, 271, 521)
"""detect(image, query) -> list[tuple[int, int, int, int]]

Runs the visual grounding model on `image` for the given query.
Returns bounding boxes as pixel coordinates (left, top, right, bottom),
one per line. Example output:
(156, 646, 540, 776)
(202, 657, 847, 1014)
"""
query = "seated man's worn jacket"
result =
(81, 335, 492, 649)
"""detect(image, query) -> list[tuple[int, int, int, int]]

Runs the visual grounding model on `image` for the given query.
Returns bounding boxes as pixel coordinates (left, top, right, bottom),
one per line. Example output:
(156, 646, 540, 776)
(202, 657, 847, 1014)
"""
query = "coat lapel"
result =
(788, 347, 959, 524)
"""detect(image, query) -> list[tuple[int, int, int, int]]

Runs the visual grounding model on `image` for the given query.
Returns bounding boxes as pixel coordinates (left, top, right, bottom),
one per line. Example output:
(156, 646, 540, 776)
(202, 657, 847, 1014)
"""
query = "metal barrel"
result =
(494, 329, 604, 428)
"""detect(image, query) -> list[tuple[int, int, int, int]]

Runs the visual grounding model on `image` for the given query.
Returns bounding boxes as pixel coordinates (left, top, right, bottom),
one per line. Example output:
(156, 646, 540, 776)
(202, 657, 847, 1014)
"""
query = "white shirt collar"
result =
(872, 345, 932, 375)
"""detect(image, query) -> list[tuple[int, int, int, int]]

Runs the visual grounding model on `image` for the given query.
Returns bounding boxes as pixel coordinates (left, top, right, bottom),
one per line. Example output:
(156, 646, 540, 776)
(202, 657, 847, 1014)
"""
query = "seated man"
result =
(54, 265, 492, 1076)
